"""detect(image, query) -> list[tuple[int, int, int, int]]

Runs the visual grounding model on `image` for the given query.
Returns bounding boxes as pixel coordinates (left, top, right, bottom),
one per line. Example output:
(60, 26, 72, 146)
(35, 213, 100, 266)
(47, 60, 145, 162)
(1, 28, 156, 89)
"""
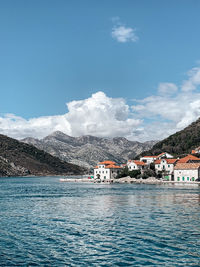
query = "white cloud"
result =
(111, 18, 138, 43)
(158, 83, 178, 95)
(1, 66, 200, 142)
(181, 67, 200, 92)
(0, 92, 141, 140)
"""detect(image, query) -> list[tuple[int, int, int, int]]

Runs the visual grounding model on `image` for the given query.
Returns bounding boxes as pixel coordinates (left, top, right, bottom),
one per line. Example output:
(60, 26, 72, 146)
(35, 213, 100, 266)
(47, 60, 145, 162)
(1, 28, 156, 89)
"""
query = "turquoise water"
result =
(0, 177, 200, 266)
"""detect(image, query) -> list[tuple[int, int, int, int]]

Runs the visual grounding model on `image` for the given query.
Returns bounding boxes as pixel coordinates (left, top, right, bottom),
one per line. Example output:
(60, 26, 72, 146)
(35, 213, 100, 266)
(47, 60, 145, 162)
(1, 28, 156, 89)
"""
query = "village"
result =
(93, 147, 200, 184)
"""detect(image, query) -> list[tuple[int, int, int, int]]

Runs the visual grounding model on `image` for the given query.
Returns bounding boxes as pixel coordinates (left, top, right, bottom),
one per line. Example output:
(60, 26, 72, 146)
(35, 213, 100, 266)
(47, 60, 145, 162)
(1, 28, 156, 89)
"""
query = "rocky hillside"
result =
(0, 134, 85, 177)
(22, 131, 157, 168)
(139, 118, 200, 157)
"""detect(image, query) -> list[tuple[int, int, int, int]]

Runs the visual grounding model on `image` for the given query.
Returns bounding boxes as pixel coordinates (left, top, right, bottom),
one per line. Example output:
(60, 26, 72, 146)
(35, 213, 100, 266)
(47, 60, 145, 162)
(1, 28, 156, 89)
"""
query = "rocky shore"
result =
(114, 176, 200, 185)
(60, 176, 200, 185)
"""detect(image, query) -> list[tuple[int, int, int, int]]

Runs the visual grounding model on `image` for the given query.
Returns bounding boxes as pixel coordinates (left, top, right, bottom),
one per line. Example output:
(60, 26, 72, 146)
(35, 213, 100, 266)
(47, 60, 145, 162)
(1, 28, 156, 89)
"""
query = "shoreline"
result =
(60, 176, 200, 185)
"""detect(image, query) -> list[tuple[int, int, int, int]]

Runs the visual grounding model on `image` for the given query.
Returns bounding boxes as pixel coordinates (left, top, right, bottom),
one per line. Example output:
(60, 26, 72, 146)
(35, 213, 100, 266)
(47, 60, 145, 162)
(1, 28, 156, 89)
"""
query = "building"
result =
(191, 147, 200, 154)
(127, 160, 146, 171)
(140, 156, 158, 164)
(174, 163, 200, 182)
(154, 158, 178, 180)
(157, 152, 174, 159)
(177, 154, 200, 163)
(140, 152, 174, 164)
(94, 161, 122, 181)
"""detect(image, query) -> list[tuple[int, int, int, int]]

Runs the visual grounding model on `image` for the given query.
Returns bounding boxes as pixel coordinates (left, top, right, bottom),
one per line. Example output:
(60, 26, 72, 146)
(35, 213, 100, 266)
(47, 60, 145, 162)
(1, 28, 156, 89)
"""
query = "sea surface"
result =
(0, 177, 200, 266)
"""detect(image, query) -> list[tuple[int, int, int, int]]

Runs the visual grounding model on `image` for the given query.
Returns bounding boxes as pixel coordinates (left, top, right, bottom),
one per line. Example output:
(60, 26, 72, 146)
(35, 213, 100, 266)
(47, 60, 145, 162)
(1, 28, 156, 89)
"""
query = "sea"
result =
(0, 176, 200, 266)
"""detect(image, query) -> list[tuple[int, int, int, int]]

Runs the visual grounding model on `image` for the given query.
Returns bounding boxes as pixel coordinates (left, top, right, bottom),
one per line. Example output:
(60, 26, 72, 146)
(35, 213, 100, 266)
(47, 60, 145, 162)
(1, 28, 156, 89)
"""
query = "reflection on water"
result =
(0, 177, 200, 266)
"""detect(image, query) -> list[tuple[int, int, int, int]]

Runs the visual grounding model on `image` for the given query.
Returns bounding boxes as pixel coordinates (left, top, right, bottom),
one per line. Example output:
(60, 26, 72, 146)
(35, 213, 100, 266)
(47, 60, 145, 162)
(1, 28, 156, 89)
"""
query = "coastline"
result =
(60, 176, 200, 185)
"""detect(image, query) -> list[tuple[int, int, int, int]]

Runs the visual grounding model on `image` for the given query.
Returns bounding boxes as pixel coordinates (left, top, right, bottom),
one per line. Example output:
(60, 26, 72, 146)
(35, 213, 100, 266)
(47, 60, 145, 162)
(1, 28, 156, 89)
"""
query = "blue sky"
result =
(1, 0, 200, 141)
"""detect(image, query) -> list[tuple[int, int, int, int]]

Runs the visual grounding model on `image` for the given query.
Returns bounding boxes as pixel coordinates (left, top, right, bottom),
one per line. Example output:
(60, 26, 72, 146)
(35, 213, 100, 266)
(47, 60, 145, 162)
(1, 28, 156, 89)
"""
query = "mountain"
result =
(22, 131, 157, 169)
(139, 118, 200, 157)
(0, 134, 85, 177)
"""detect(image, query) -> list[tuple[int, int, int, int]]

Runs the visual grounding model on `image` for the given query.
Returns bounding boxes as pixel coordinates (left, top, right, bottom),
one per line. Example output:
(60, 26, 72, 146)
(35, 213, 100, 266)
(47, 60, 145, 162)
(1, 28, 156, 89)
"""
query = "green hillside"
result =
(139, 118, 200, 157)
(0, 134, 86, 177)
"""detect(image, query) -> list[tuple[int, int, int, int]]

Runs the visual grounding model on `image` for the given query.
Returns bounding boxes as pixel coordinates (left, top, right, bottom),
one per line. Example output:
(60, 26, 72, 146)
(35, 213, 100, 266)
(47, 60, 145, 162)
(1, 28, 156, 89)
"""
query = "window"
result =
(168, 165, 170, 168)
(163, 166, 165, 170)
(182, 177, 185, 181)
(158, 165, 160, 168)
(187, 177, 189, 181)
(192, 177, 195, 181)
(177, 177, 180, 181)
(102, 171, 104, 174)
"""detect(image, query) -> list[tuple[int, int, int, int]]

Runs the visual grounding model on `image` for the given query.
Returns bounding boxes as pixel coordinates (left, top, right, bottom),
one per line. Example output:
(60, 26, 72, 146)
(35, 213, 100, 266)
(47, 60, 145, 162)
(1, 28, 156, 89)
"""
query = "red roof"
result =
(133, 160, 145, 166)
(155, 158, 177, 164)
(178, 154, 200, 163)
(98, 160, 116, 165)
(166, 159, 178, 164)
(105, 164, 122, 169)
(174, 163, 200, 170)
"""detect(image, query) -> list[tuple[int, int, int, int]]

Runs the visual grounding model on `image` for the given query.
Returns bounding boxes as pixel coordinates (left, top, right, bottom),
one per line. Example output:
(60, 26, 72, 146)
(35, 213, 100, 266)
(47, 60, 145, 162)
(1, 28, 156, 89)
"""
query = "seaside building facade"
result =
(127, 160, 146, 171)
(154, 158, 177, 180)
(140, 152, 174, 164)
(191, 147, 200, 154)
(174, 163, 200, 182)
(94, 161, 122, 181)
(140, 156, 157, 164)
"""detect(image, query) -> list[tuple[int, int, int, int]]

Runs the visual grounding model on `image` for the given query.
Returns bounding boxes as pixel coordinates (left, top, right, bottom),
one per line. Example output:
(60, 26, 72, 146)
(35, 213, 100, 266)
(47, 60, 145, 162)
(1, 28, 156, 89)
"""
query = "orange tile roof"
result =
(133, 160, 145, 166)
(105, 164, 122, 169)
(98, 160, 116, 165)
(94, 166, 99, 169)
(166, 159, 178, 164)
(178, 154, 200, 163)
(154, 159, 161, 164)
(174, 163, 200, 170)
(191, 150, 196, 154)
(155, 158, 178, 164)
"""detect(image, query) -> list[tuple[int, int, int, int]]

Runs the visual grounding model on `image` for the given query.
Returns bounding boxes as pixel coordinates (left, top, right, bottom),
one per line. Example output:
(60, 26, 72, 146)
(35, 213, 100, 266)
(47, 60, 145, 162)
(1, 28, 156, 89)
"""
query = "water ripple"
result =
(0, 177, 200, 266)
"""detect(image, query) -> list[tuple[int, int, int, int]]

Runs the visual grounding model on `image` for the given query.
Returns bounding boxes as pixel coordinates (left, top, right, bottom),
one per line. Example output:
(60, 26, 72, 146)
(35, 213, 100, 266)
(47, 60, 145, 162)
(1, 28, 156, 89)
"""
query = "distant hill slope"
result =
(139, 118, 200, 157)
(22, 131, 157, 168)
(0, 134, 85, 177)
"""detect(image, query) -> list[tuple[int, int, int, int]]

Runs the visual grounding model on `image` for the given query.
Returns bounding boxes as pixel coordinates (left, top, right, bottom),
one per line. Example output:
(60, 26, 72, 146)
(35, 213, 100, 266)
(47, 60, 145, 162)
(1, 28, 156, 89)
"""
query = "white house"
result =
(174, 163, 200, 182)
(140, 152, 174, 164)
(192, 147, 200, 154)
(140, 156, 158, 164)
(157, 152, 174, 159)
(154, 158, 177, 180)
(94, 161, 122, 181)
(127, 160, 146, 170)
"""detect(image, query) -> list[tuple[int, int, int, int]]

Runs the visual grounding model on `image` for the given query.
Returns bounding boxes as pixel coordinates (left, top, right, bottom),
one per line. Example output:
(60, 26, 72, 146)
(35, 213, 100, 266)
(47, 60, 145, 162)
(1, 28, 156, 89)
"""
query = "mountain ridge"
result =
(0, 134, 85, 177)
(22, 131, 157, 168)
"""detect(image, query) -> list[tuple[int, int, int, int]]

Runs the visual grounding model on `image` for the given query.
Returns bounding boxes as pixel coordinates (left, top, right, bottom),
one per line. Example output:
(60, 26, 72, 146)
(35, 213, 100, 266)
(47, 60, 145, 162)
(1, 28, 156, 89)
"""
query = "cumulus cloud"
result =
(131, 66, 200, 140)
(111, 18, 138, 43)
(0, 92, 141, 140)
(1, 66, 200, 142)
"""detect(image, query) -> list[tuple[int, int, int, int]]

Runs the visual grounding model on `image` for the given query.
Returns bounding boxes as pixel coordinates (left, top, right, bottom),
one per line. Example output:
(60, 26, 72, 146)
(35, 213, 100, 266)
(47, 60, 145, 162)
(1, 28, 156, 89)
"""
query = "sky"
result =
(1, 0, 200, 141)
